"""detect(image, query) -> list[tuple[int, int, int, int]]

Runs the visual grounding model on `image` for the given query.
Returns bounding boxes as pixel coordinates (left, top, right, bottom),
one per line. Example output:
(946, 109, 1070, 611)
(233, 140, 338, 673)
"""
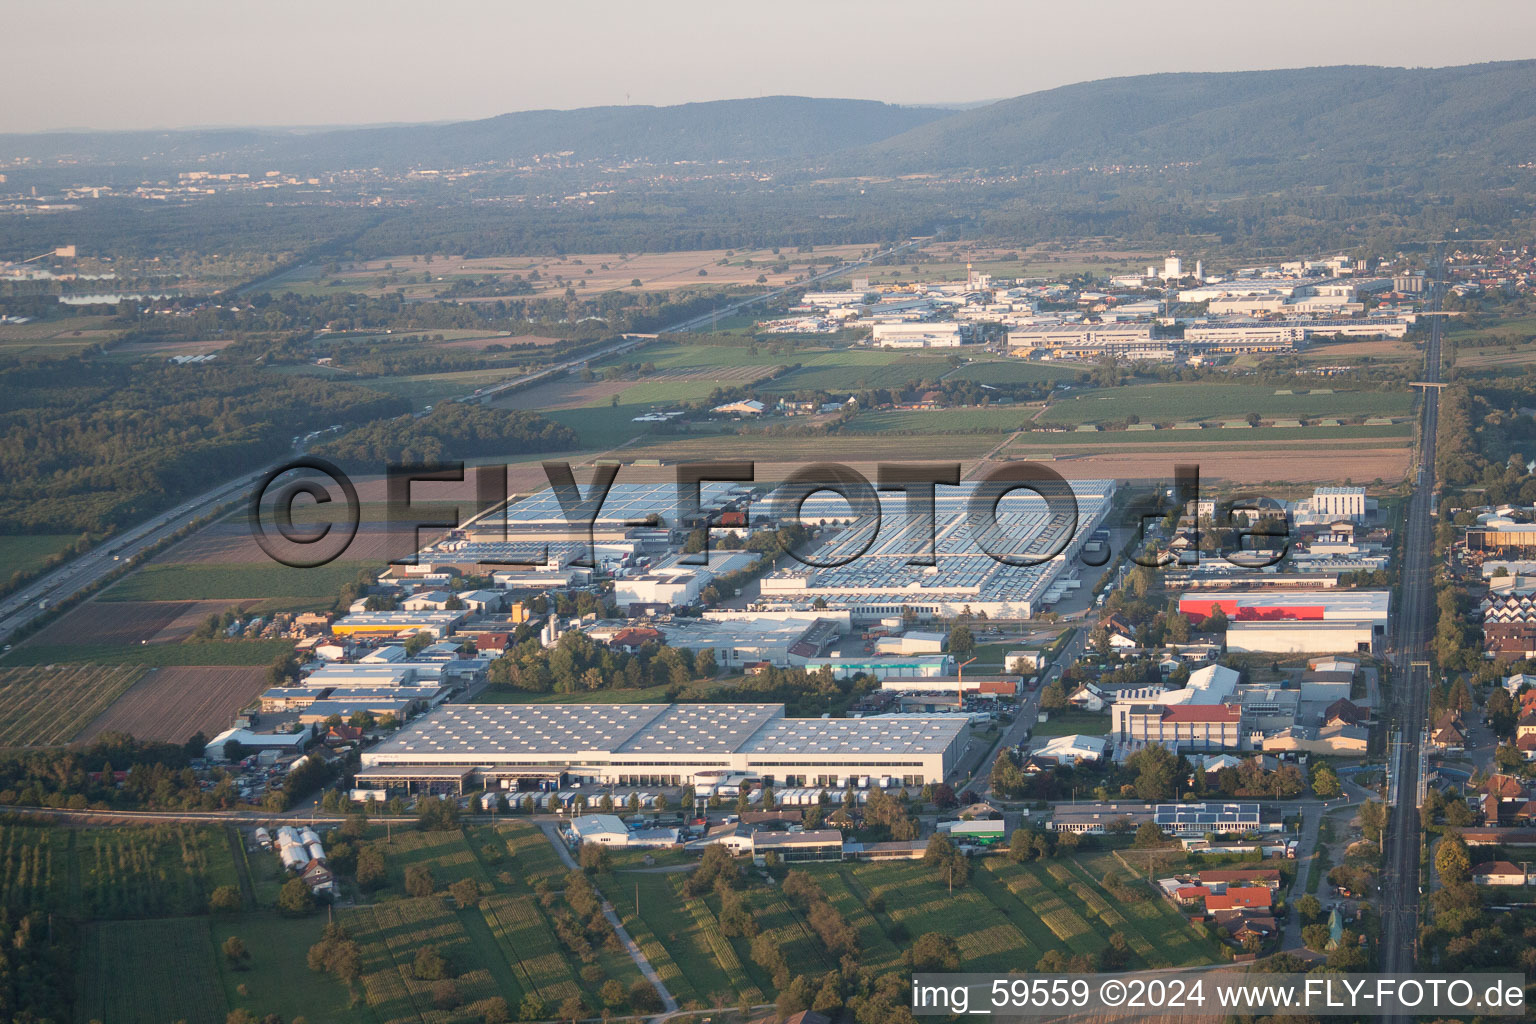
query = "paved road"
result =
(1379, 252, 1444, 999)
(540, 823, 679, 1018)
(0, 462, 280, 645)
(1, 247, 916, 649)
(962, 625, 1086, 797)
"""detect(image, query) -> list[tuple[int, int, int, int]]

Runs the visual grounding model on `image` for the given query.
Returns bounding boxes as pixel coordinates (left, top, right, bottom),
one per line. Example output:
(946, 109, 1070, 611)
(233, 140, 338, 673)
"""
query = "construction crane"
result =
(955, 656, 977, 702)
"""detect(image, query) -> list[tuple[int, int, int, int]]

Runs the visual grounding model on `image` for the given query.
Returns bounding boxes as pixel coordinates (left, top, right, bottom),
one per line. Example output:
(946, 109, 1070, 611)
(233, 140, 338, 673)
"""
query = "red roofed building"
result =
(1120, 703, 1243, 752)
(1472, 860, 1529, 886)
(608, 627, 665, 652)
(1205, 887, 1273, 912)
(470, 631, 512, 654)
(1173, 885, 1210, 906)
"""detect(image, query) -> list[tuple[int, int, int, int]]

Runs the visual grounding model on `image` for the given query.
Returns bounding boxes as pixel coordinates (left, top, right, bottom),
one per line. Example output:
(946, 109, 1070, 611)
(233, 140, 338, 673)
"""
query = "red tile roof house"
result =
(1472, 860, 1529, 886)
(1205, 887, 1273, 912)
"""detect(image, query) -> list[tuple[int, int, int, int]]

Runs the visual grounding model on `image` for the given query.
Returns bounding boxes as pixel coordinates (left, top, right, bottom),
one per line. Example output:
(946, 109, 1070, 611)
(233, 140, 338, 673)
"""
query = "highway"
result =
(1379, 251, 1444, 994)
(0, 465, 280, 646)
(0, 242, 918, 648)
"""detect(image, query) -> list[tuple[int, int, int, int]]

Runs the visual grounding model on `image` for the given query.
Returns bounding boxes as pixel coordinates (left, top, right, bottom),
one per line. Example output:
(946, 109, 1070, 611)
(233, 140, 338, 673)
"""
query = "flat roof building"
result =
(760, 480, 1115, 622)
(361, 703, 969, 789)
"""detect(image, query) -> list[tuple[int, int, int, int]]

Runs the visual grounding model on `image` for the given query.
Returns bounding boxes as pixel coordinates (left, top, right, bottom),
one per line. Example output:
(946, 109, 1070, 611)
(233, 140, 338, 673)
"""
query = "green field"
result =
(358, 367, 539, 407)
(100, 560, 370, 604)
(1006, 423, 1414, 448)
(946, 360, 1082, 384)
(78, 917, 230, 1024)
(544, 380, 722, 448)
(0, 638, 294, 668)
(325, 823, 645, 1023)
(211, 910, 368, 1024)
(0, 824, 237, 919)
(595, 342, 779, 370)
(1036, 383, 1412, 426)
(758, 349, 958, 393)
(598, 342, 959, 395)
(0, 316, 120, 357)
(0, 534, 79, 578)
(601, 850, 1219, 1005)
(849, 406, 1040, 434)
(1032, 710, 1112, 736)
(620, 431, 1000, 465)
(0, 664, 145, 746)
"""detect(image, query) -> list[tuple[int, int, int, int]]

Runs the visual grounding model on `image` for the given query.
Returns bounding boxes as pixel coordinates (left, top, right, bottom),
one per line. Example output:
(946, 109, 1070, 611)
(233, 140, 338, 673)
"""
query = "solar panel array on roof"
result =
(740, 716, 965, 755)
(372, 704, 672, 755)
(1153, 802, 1261, 826)
(497, 482, 744, 527)
(366, 703, 966, 759)
(763, 481, 1114, 607)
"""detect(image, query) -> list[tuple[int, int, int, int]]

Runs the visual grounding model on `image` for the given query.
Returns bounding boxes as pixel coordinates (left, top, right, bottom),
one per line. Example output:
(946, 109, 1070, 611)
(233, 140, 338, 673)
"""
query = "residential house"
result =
(1472, 860, 1530, 886)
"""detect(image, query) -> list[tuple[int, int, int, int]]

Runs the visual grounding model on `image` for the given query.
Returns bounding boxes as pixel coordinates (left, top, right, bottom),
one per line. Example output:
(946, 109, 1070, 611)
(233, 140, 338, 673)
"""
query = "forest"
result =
(315, 403, 577, 467)
(0, 357, 408, 534)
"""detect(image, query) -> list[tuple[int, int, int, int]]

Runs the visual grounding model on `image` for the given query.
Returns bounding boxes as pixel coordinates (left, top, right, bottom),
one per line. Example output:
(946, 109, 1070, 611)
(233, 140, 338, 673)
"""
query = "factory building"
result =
(758, 479, 1115, 622)
(1178, 589, 1389, 655)
(359, 703, 970, 790)
(870, 322, 971, 348)
(1007, 325, 1174, 361)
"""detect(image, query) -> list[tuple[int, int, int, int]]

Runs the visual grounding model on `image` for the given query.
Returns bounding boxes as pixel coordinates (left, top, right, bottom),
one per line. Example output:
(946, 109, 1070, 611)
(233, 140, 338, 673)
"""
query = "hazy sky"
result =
(7, 0, 1536, 133)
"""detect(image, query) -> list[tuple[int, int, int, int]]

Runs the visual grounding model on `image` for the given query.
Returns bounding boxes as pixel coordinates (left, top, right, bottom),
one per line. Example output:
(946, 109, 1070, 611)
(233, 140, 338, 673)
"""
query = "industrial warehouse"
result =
(357, 702, 971, 792)
(758, 478, 1116, 621)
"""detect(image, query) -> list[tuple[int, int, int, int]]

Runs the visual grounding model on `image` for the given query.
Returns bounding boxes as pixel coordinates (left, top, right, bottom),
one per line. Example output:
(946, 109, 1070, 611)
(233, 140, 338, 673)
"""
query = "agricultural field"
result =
(265, 244, 873, 301)
(1036, 383, 1412, 426)
(539, 380, 725, 448)
(358, 366, 544, 407)
(601, 849, 1221, 1007)
(0, 315, 121, 356)
(77, 917, 229, 1024)
(0, 824, 237, 919)
(946, 359, 1083, 384)
(99, 560, 370, 607)
(73, 665, 267, 744)
(0, 664, 145, 746)
(849, 406, 1041, 434)
(23, 599, 191, 647)
(618, 431, 1001, 468)
(1449, 314, 1536, 370)
(596, 341, 960, 394)
(1007, 423, 1414, 446)
(210, 910, 366, 1024)
(607, 871, 758, 1008)
(757, 350, 958, 394)
(0, 638, 294, 668)
(318, 823, 646, 1023)
(846, 243, 1155, 287)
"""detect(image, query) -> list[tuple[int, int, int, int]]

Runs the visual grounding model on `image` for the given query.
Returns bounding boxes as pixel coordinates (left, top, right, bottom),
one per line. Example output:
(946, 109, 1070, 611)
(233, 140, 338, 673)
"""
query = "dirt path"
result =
(540, 823, 679, 1017)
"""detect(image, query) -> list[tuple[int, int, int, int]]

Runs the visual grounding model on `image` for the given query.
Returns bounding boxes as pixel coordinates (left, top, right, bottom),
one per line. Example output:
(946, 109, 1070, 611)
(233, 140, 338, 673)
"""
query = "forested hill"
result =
(850, 60, 1536, 180)
(0, 97, 950, 170)
(5, 62, 1534, 181)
